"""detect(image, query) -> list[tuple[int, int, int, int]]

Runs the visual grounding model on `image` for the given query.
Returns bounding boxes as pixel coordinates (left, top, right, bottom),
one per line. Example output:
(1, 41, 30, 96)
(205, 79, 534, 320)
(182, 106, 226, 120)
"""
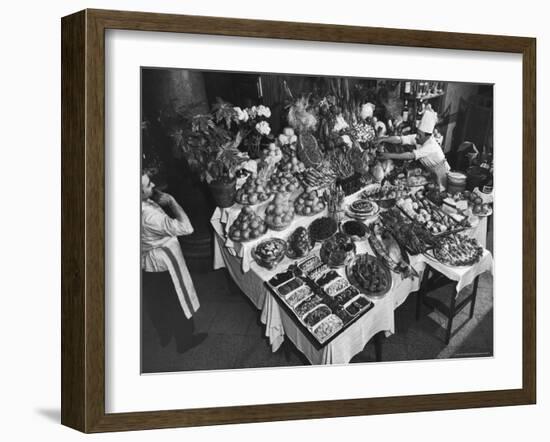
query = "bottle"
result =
(402, 100, 409, 122)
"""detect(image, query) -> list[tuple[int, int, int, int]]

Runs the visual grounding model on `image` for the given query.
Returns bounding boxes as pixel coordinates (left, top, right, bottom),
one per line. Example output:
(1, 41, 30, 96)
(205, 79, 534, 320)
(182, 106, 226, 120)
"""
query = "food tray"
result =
(294, 294, 323, 318)
(307, 264, 330, 281)
(276, 277, 304, 297)
(268, 270, 294, 287)
(397, 201, 467, 238)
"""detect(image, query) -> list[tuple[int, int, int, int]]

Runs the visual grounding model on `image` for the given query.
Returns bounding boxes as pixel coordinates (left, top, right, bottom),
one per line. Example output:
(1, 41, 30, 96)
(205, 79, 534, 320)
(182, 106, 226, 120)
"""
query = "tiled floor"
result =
(141, 265, 493, 373)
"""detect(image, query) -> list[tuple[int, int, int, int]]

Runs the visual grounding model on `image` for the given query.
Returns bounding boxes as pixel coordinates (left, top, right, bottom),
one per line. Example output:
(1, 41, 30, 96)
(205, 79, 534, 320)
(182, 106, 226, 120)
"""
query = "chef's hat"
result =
(418, 109, 437, 134)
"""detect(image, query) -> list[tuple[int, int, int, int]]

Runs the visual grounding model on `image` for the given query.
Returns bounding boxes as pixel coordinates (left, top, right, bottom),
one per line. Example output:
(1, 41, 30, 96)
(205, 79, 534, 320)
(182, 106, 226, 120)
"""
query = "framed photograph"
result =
(61, 9, 536, 433)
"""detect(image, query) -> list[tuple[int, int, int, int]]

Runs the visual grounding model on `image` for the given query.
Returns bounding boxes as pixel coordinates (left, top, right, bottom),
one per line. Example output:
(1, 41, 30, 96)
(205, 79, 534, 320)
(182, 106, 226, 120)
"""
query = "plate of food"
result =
(346, 254, 392, 298)
(286, 226, 314, 259)
(346, 199, 379, 220)
(252, 238, 288, 270)
(426, 234, 484, 267)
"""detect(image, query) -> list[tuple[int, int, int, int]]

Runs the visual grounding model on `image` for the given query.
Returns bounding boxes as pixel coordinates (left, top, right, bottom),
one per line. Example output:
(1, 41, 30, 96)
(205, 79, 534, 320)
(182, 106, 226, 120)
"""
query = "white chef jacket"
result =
(141, 199, 200, 319)
(400, 134, 449, 169)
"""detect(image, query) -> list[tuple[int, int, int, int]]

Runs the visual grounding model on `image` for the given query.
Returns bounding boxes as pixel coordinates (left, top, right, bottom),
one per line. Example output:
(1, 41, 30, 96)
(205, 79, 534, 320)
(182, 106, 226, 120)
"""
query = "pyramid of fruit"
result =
(294, 188, 326, 216)
(228, 206, 267, 242)
(267, 169, 300, 194)
(265, 193, 295, 231)
(277, 150, 306, 175)
(234, 167, 272, 206)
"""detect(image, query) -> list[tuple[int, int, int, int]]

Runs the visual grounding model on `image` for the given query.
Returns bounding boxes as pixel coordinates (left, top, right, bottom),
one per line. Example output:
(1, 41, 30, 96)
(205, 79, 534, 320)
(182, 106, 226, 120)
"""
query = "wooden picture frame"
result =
(61, 8, 536, 433)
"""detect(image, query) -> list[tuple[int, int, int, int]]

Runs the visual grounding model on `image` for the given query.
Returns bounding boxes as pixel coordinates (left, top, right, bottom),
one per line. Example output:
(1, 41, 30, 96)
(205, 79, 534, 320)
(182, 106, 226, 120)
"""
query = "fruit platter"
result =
(294, 188, 326, 216)
(426, 234, 484, 267)
(368, 222, 418, 279)
(345, 199, 379, 221)
(397, 193, 468, 236)
(286, 226, 314, 259)
(252, 238, 288, 270)
(228, 206, 268, 242)
(234, 173, 272, 206)
(265, 193, 295, 231)
(340, 219, 368, 241)
(309, 217, 338, 243)
(319, 232, 357, 268)
(346, 254, 392, 298)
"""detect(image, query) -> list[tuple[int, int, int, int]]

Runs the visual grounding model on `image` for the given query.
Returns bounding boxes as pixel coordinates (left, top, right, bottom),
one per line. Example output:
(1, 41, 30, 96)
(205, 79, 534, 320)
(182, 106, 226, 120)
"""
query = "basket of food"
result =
(252, 238, 288, 270)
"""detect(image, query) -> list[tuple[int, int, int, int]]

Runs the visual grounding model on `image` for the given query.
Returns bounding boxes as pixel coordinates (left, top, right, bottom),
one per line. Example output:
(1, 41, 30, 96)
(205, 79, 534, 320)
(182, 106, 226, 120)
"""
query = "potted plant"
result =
(172, 104, 248, 208)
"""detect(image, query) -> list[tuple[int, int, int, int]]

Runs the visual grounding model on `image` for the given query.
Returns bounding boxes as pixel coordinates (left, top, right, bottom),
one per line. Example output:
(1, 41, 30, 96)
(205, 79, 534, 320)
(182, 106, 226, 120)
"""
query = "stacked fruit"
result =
(234, 173, 271, 206)
(294, 189, 326, 216)
(228, 206, 267, 242)
(278, 151, 306, 175)
(267, 170, 300, 194)
(265, 193, 295, 230)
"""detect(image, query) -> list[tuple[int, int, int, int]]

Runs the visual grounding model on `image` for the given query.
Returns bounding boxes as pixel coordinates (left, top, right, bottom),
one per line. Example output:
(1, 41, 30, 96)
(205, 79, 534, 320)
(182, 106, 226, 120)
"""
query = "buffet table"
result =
(210, 186, 493, 365)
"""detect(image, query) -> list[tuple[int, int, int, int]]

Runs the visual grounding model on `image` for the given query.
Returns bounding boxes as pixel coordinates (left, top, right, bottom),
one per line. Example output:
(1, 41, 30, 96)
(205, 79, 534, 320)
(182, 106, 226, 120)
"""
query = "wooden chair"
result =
(416, 267, 480, 345)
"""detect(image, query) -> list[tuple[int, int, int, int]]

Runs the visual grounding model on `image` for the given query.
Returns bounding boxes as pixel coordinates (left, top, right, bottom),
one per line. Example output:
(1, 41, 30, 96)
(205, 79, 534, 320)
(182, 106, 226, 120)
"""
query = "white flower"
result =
(246, 106, 258, 119)
(283, 127, 294, 137)
(333, 114, 349, 133)
(255, 121, 271, 135)
(360, 103, 375, 120)
(256, 105, 271, 118)
(234, 107, 248, 122)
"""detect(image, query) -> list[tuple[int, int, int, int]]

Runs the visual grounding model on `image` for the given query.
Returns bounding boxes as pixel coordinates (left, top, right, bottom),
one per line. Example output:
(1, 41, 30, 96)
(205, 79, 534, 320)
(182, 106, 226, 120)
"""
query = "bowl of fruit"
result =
(234, 174, 272, 206)
(294, 189, 326, 216)
(265, 193, 295, 231)
(228, 206, 268, 243)
(252, 238, 288, 269)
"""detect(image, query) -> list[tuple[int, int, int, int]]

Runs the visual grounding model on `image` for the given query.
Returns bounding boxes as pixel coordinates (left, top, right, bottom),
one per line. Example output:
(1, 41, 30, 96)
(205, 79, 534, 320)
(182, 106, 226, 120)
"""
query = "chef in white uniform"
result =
(376, 109, 451, 189)
(141, 172, 207, 353)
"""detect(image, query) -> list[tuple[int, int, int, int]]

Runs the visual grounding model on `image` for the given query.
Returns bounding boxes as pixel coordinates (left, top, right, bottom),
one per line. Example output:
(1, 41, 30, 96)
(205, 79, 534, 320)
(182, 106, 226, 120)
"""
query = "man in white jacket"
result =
(141, 172, 207, 353)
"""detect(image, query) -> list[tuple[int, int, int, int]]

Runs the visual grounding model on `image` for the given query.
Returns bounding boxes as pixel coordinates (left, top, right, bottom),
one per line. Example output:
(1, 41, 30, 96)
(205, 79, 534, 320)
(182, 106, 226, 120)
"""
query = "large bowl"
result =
(252, 238, 288, 270)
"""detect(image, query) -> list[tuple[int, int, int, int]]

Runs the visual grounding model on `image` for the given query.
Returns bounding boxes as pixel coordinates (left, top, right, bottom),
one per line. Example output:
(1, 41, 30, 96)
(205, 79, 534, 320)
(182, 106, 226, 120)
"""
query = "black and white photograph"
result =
(140, 68, 494, 373)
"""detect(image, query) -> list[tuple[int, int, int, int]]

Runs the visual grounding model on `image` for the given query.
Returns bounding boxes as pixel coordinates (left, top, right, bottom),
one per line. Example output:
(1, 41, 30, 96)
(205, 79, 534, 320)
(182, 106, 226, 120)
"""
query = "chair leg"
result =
(374, 332, 383, 362)
(416, 269, 430, 320)
(469, 276, 480, 319)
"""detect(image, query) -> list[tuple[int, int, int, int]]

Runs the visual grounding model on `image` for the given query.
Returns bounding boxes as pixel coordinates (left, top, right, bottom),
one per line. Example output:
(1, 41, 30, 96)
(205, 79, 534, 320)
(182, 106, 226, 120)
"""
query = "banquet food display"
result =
(228, 206, 268, 242)
(379, 208, 438, 255)
(294, 189, 326, 216)
(299, 162, 337, 189)
(362, 182, 409, 202)
(429, 234, 484, 266)
(267, 169, 301, 194)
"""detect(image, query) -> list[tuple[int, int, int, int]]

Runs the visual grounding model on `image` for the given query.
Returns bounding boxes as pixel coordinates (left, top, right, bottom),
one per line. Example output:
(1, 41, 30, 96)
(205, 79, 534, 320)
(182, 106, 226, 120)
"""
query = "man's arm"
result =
(152, 191, 194, 235)
(374, 135, 402, 145)
(379, 151, 416, 160)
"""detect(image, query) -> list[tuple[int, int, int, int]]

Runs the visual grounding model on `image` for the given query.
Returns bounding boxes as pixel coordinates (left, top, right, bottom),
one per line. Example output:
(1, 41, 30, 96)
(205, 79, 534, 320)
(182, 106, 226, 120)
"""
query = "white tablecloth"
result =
(211, 189, 492, 364)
